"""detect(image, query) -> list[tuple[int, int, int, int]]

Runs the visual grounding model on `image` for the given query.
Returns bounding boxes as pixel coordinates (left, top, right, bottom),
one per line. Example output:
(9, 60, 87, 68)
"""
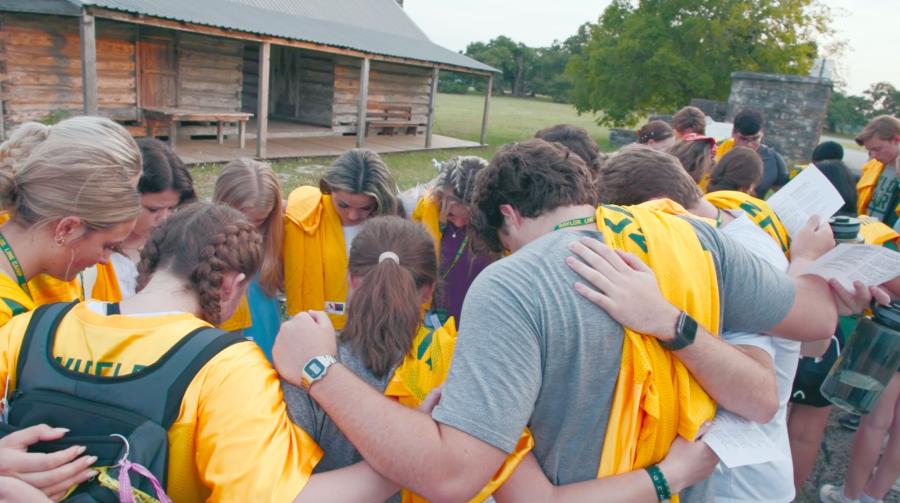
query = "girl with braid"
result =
(412, 156, 495, 322)
(0, 202, 399, 501)
(213, 158, 284, 359)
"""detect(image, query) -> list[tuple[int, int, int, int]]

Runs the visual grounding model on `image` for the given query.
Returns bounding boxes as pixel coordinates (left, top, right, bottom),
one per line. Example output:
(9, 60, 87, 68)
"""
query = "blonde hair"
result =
(320, 149, 403, 217)
(213, 158, 283, 296)
(0, 123, 51, 173)
(855, 115, 900, 146)
(0, 116, 141, 229)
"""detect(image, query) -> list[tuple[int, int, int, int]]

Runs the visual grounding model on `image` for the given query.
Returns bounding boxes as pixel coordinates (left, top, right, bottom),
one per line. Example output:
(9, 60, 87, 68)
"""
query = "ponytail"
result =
(341, 216, 437, 377)
(344, 258, 421, 377)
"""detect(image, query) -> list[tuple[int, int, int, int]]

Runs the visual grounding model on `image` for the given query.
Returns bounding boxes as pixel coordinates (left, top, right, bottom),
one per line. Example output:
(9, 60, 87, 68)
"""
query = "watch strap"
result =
(660, 311, 697, 351)
(300, 354, 338, 390)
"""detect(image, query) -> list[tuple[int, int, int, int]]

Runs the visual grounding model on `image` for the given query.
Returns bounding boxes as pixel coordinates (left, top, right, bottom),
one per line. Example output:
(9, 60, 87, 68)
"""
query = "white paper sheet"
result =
(702, 411, 786, 468)
(801, 243, 900, 290)
(766, 165, 845, 236)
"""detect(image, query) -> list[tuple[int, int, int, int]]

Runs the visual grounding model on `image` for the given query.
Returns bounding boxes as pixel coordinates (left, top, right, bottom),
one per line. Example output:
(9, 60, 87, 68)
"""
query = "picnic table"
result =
(142, 107, 253, 150)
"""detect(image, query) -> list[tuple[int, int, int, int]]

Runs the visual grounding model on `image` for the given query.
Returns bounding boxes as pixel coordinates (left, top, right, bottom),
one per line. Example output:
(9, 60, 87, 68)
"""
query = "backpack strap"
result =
(13, 302, 246, 429)
(15, 301, 78, 392)
(160, 328, 244, 427)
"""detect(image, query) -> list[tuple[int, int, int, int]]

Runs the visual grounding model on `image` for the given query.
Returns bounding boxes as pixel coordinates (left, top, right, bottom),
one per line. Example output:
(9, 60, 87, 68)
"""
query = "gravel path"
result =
(795, 409, 899, 502)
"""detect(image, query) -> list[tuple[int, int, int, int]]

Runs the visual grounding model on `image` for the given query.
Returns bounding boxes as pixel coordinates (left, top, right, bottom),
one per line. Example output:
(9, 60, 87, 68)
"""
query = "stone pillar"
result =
(727, 72, 832, 164)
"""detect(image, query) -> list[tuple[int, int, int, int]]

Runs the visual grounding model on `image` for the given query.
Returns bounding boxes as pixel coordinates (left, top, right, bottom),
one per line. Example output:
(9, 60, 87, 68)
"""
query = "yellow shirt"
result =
(704, 190, 791, 256)
(716, 137, 734, 162)
(384, 317, 534, 503)
(88, 262, 123, 303)
(0, 212, 83, 306)
(283, 187, 350, 329)
(857, 159, 899, 219)
(596, 203, 718, 493)
(0, 273, 34, 327)
(411, 194, 442, 258)
(0, 303, 321, 502)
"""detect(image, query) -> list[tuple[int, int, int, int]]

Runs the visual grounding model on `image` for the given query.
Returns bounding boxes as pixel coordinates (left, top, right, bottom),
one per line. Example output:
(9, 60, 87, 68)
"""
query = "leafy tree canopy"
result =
(568, 0, 832, 126)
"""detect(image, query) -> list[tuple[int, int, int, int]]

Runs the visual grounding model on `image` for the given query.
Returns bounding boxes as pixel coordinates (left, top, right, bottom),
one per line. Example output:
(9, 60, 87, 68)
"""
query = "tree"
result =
(864, 82, 900, 117)
(568, 0, 833, 126)
(464, 36, 536, 97)
(530, 24, 592, 102)
(825, 91, 870, 135)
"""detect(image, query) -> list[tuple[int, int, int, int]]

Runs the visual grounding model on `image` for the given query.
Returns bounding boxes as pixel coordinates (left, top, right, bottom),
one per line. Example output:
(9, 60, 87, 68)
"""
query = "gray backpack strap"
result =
(15, 303, 246, 428)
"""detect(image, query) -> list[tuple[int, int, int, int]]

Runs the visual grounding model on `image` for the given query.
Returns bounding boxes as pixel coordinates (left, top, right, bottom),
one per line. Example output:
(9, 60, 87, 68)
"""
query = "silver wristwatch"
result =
(300, 355, 338, 390)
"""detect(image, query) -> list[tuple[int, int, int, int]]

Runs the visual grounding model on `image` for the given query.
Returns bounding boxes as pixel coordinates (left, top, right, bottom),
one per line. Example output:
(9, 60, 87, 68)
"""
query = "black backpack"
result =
(0, 301, 244, 502)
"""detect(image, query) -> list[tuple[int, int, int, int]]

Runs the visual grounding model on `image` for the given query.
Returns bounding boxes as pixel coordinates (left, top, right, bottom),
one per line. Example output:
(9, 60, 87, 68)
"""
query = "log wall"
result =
(175, 32, 243, 111)
(0, 13, 137, 129)
(333, 58, 432, 135)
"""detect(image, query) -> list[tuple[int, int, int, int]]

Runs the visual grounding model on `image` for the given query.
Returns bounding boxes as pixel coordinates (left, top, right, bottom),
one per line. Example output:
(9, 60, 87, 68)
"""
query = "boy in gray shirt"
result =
(273, 139, 838, 501)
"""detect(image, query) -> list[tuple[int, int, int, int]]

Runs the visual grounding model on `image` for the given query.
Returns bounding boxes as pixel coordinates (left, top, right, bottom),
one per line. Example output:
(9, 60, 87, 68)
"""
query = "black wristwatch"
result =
(660, 311, 697, 351)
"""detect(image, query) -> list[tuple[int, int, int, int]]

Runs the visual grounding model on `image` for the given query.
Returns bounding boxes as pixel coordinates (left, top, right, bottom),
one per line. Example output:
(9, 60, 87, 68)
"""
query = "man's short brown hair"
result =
(470, 139, 597, 252)
(672, 106, 706, 136)
(855, 115, 900, 146)
(598, 144, 703, 208)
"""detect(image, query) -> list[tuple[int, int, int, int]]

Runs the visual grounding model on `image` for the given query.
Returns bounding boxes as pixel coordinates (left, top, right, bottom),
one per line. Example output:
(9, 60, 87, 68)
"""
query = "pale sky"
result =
(404, 0, 898, 96)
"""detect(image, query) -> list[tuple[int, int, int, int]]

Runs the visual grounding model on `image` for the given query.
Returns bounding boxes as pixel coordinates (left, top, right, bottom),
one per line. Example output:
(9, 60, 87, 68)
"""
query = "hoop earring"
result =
(54, 235, 65, 247)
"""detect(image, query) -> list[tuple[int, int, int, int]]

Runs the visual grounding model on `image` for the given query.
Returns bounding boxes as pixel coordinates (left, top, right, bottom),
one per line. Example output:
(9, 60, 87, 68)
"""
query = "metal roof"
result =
(67, 0, 497, 73)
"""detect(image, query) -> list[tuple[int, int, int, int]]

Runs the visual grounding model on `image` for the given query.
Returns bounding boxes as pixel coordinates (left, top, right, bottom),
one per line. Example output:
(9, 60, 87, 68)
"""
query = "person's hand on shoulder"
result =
(273, 311, 338, 387)
(566, 237, 680, 342)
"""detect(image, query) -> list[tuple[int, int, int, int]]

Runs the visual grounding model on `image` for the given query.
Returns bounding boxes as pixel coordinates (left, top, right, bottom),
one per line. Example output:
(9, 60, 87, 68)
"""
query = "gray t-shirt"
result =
(431, 219, 795, 492)
(283, 342, 402, 502)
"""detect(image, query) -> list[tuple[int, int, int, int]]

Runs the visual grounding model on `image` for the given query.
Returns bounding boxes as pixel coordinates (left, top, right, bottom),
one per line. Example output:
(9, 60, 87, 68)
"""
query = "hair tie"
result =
(379, 251, 399, 264)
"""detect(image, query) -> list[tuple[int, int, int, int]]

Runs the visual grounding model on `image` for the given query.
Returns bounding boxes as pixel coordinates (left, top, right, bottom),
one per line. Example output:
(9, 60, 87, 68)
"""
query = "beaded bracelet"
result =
(645, 464, 672, 502)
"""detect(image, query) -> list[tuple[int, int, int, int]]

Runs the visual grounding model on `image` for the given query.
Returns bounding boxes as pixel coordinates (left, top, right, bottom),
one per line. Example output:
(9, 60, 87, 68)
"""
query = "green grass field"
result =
(190, 93, 608, 197)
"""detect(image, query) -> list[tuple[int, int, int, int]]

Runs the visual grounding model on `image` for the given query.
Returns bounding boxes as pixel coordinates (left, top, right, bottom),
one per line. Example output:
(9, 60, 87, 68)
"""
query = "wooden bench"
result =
(365, 104, 419, 136)
(142, 107, 253, 150)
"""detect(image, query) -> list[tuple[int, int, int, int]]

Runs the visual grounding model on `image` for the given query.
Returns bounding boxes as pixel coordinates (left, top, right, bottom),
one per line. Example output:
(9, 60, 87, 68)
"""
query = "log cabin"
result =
(0, 0, 497, 159)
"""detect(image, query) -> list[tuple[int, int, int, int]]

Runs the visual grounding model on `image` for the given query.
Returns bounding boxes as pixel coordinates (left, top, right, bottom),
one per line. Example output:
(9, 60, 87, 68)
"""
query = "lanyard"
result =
(0, 232, 31, 299)
(553, 215, 597, 231)
(440, 233, 469, 280)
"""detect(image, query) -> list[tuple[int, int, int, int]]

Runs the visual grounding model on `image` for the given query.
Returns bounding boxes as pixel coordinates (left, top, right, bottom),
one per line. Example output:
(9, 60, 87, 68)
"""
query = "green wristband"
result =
(645, 464, 672, 502)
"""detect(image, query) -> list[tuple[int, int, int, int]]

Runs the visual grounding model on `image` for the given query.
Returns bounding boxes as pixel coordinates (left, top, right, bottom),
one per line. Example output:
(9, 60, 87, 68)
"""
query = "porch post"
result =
(480, 74, 493, 146)
(256, 42, 271, 158)
(79, 9, 98, 115)
(425, 67, 439, 148)
(356, 57, 370, 148)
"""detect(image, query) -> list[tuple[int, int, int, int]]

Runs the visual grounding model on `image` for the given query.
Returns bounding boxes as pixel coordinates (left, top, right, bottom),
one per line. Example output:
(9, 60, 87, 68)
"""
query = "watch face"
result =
(305, 359, 326, 378)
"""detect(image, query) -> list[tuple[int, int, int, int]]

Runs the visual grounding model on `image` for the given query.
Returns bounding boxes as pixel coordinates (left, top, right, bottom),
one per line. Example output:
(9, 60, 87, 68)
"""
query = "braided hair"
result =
(136, 202, 262, 325)
(434, 156, 487, 221)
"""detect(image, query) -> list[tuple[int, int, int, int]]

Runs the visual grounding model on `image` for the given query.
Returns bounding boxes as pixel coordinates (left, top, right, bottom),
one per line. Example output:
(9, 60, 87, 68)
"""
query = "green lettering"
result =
(604, 217, 630, 235)
(416, 331, 434, 360)
(739, 201, 762, 217)
(95, 362, 113, 376)
(628, 233, 648, 253)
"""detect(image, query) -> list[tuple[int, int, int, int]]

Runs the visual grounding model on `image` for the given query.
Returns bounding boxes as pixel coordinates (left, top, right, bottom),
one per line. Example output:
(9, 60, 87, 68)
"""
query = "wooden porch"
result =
(173, 132, 481, 164)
